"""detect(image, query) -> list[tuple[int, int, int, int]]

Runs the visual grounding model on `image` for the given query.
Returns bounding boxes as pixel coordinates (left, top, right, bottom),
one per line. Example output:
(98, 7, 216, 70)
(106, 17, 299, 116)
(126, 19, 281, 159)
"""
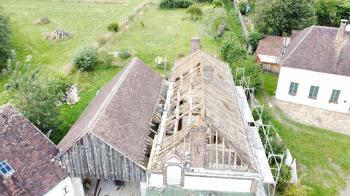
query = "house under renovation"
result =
(147, 38, 274, 195)
(56, 38, 275, 195)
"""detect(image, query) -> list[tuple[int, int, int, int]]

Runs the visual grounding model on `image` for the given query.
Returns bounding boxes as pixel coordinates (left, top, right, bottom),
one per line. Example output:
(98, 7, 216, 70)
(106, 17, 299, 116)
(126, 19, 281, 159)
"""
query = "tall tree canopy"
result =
(6, 63, 69, 134)
(0, 13, 11, 70)
(314, 0, 350, 27)
(254, 0, 315, 35)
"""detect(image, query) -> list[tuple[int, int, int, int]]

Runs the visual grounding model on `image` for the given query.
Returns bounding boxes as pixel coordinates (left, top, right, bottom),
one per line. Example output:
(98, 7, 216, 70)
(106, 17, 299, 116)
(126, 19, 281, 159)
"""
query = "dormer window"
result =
(0, 160, 14, 177)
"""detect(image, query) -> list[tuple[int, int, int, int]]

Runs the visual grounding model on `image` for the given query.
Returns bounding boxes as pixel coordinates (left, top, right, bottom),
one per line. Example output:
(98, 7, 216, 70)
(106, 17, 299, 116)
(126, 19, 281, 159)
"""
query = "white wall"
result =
(149, 173, 163, 187)
(44, 176, 84, 196)
(184, 176, 251, 192)
(276, 67, 350, 113)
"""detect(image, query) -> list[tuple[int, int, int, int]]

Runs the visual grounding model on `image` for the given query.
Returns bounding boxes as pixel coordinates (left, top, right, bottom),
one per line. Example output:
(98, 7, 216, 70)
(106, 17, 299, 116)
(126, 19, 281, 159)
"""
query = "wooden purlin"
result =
(150, 51, 258, 172)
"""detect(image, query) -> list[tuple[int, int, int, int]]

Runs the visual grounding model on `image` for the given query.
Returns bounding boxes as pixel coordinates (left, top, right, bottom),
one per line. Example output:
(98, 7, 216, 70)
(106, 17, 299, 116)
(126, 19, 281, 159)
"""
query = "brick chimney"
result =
(190, 37, 201, 53)
(336, 20, 348, 46)
(189, 126, 206, 168)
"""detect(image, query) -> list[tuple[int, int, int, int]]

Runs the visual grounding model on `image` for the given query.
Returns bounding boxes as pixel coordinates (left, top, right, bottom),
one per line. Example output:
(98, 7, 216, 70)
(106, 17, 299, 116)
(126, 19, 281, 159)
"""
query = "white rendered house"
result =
(276, 20, 350, 113)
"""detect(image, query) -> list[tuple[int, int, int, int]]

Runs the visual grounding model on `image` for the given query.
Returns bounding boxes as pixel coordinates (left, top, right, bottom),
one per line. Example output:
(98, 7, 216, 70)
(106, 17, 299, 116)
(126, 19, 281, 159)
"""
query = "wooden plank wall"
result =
(61, 133, 147, 182)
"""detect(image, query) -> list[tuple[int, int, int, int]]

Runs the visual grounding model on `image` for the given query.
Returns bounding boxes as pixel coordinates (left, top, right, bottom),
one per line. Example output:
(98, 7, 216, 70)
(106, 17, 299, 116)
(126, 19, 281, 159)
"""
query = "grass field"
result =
(260, 73, 350, 195)
(0, 0, 146, 69)
(105, 4, 220, 72)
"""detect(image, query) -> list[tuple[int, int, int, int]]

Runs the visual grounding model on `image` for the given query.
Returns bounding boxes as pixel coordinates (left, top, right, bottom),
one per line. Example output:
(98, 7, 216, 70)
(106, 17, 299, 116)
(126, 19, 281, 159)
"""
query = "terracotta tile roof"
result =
(282, 26, 350, 76)
(58, 58, 164, 166)
(256, 35, 286, 57)
(0, 104, 67, 196)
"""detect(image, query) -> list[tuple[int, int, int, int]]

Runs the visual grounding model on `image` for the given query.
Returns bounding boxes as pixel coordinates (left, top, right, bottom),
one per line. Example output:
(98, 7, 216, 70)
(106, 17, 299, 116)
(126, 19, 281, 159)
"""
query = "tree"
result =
(254, 0, 315, 35)
(187, 5, 203, 20)
(314, 0, 350, 27)
(0, 13, 11, 71)
(248, 31, 264, 52)
(220, 33, 247, 64)
(6, 62, 69, 133)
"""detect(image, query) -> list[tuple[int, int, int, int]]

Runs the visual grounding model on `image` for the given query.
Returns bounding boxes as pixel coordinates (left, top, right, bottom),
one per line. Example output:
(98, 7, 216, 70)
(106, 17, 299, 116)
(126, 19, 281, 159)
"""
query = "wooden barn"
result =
(56, 58, 165, 194)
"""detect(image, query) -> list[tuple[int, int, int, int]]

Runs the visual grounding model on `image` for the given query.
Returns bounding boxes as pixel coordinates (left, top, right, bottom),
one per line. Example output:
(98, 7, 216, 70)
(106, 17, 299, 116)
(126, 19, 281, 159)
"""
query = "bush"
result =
(73, 47, 98, 71)
(118, 49, 132, 59)
(0, 14, 11, 71)
(239, 1, 250, 15)
(107, 22, 119, 32)
(202, 8, 228, 39)
(159, 0, 193, 9)
(212, 16, 228, 38)
(187, 5, 203, 20)
(220, 33, 247, 64)
(160, 0, 192, 9)
(100, 52, 114, 67)
(277, 164, 292, 192)
(284, 184, 308, 196)
(248, 31, 264, 52)
(233, 57, 263, 94)
(213, 0, 223, 8)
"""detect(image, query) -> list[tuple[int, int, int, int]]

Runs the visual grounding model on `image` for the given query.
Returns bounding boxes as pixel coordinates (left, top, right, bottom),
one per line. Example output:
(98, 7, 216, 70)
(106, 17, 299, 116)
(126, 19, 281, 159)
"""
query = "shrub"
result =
(118, 49, 132, 59)
(284, 184, 308, 196)
(202, 8, 228, 39)
(73, 47, 98, 71)
(277, 164, 292, 192)
(213, 0, 223, 8)
(100, 52, 114, 67)
(220, 33, 247, 64)
(248, 31, 264, 52)
(0, 14, 11, 71)
(233, 57, 263, 94)
(239, 1, 250, 15)
(212, 16, 228, 38)
(187, 5, 203, 20)
(107, 22, 119, 32)
(160, 0, 192, 9)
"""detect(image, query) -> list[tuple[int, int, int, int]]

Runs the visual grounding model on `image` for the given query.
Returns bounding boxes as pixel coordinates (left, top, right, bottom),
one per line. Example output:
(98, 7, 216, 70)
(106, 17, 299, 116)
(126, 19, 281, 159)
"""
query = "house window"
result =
(308, 86, 319, 99)
(288, 82, 299, 95)
(330, 89, 341, 104)
(0, 160, 14, 177)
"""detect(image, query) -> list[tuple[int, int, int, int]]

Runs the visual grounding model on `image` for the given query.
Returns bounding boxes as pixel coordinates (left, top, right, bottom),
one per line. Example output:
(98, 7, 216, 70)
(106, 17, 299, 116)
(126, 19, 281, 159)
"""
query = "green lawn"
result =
(0, 0, 147, 103)
(105, 4, 220, 73)
(260, 72, 350, 195)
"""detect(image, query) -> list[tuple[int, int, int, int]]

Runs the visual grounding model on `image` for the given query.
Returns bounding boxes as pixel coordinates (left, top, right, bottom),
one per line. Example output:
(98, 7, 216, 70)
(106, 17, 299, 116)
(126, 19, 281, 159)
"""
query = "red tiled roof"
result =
(0, 104, 67, 195)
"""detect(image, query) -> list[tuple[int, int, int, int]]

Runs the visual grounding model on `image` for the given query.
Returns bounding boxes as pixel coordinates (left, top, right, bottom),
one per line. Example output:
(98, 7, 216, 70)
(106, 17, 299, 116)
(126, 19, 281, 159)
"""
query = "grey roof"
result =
(281, 26, 350, 76)
(0, 104, 67, 196)
(58, 58, 164, 166)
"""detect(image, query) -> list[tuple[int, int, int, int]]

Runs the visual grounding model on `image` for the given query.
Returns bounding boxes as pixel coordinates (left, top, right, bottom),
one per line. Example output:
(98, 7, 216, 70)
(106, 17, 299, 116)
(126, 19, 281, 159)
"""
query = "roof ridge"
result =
(281, 27, 314, 65)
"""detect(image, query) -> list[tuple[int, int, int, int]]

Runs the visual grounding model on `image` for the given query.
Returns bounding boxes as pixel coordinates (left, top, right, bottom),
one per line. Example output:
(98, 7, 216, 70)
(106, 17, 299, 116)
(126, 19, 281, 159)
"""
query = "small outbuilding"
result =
(256, 35, 290, 73)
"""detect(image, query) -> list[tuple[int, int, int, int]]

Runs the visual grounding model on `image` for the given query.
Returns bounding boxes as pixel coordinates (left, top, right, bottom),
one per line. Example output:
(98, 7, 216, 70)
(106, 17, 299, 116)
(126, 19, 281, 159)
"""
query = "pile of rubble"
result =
(46, 29, 71, 41)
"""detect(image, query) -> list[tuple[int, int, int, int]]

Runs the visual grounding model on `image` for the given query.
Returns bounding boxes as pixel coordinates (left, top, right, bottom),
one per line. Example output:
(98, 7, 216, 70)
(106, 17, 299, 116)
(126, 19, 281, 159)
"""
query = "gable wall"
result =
(276, 67, 350, 113)
(60, 134, 146, 181)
